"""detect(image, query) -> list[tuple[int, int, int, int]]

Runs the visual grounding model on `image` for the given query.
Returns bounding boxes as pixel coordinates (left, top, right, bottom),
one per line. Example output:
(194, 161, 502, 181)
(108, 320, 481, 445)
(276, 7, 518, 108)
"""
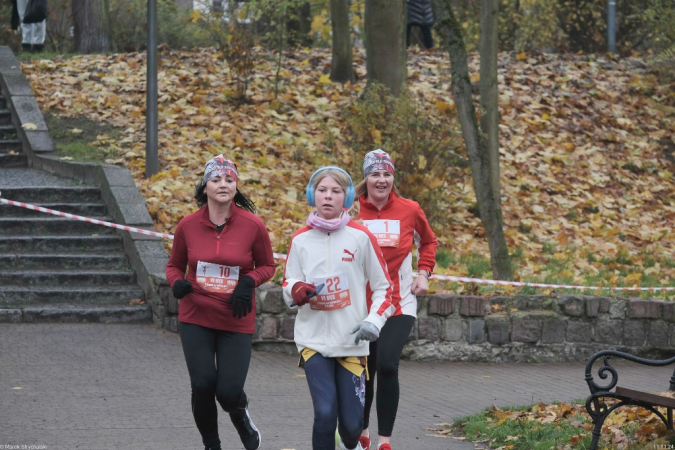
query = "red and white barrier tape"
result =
(417, 273, 675, 292)
(0, 196, 175, 239)
(1, 194, 673, 292)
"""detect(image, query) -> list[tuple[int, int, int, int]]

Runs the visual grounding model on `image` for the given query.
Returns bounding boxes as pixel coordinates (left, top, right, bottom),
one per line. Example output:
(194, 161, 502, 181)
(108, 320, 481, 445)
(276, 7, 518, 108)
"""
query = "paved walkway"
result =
(1, 324, 673, 450)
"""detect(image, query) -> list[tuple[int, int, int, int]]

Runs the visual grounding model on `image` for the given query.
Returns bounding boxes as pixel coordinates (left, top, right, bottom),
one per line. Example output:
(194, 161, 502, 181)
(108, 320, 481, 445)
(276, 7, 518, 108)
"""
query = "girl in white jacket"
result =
(282, 166, 394, 450)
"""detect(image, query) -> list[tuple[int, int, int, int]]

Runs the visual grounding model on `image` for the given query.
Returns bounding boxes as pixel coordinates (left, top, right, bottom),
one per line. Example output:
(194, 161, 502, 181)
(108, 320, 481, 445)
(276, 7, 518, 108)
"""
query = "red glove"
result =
(291, 282, 317, 307)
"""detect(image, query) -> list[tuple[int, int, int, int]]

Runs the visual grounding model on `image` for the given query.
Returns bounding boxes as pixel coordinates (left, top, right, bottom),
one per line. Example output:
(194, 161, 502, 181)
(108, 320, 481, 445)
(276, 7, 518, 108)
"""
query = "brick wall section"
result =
(157, 286, 675, 363)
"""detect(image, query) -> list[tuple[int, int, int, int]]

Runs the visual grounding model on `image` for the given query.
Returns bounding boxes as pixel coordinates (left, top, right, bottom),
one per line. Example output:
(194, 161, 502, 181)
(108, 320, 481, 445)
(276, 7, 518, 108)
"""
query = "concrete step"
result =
(0, 254, 128, 270)
(0, 140, 22, 153)
(0, 202, 107, 218)
(0, 124, 16, 139)
(0, 217, 116, 236)
(0, 187, 102, 203)
(0, 270, 137, 286)
(0, 153, 27, 168)
(0, 235, 124, 253)
(0, 305, 152, 324)
(0, 285, 145, 305)
(0, 108, 10, 125)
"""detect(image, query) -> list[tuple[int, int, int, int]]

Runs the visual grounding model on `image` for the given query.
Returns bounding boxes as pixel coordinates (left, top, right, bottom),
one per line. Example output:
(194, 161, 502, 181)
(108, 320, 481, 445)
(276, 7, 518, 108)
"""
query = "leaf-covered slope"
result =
(21, 49, 675, 289)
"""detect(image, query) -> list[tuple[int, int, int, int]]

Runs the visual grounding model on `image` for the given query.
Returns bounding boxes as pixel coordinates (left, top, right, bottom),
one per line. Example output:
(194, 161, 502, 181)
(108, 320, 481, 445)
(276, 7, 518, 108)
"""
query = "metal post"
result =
(145, 0, 159, 178)
(607, 0, 616, 54)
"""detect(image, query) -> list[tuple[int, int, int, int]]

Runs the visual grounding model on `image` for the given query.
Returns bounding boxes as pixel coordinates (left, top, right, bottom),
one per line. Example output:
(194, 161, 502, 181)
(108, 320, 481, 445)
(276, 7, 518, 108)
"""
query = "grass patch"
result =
(44, 112, 120, 163)
(443, 402, 593, 450)
(460, 253, 491, 278)
(542, 241, 557, 254)
(436, 248, 457, 269)
(17, 51, 80, 62)
(428, 244, 674, 301)
(434, 399, 675, 450)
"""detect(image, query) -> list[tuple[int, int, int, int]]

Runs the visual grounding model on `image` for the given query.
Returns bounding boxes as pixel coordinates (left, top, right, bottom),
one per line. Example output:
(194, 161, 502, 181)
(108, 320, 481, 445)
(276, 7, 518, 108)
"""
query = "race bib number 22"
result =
(307, 274, 351, 311)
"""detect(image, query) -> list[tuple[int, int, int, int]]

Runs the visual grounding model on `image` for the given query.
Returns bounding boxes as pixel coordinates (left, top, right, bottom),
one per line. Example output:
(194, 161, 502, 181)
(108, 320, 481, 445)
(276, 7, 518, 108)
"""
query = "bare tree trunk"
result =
(479, 0, 500, 206)
(364, 0, 406, 96)
(72, 0, 111, 53)
(330, 0, 355, 83)
(431, 0, 512, 280)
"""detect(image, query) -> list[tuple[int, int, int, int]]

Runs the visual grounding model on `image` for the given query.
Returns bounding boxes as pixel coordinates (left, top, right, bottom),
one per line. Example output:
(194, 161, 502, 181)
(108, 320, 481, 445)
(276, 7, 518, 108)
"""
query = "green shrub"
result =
(451, 0, 674, 54)
(343, 82, 464, 230)
(45, 0, 74, 53)
(639, 0, 675, 80)
(0, 3, 22, 52)
(106, 0, 206, 52)
(512, 0, 563, 52)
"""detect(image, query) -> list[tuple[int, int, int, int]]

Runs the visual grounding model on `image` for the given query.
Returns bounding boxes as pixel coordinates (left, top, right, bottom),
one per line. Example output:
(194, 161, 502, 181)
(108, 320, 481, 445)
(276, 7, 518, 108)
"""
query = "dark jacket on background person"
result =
(407, 0, 434, 26)
(11, 0, 20, 30)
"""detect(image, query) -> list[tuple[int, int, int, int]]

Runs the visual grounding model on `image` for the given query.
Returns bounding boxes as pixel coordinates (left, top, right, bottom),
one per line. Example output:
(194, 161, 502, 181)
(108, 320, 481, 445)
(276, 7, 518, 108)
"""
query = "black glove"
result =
(228, 275, 255, 319)
(172, 279, 193, 299)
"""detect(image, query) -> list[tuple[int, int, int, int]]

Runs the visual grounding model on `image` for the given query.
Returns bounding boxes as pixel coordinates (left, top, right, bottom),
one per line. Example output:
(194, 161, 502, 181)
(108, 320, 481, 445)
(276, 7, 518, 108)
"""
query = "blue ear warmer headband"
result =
(306, 166, 355, 209)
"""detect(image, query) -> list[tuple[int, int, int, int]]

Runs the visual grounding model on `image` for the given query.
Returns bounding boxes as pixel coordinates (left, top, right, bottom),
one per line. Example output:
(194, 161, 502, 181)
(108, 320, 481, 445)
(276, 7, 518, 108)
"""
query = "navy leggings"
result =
(363, 314, 416, 437)
(304, 353, 366, 450)
(179, 322, 253, 449)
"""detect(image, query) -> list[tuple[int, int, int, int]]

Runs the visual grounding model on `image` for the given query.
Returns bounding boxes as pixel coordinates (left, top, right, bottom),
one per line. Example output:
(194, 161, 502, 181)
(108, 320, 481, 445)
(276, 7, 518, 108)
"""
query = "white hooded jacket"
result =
(282, 220, 394, 357)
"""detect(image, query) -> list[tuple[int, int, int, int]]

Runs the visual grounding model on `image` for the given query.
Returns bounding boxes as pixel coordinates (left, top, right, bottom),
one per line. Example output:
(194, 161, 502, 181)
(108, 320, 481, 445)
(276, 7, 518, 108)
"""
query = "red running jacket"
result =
(357, 193, 437, 317)
(166, 204, 276, 333)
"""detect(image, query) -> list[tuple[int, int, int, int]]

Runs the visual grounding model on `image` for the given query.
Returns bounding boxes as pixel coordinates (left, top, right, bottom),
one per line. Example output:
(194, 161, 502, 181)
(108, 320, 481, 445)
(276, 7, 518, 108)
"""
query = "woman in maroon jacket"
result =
(166, 154, 276, 450)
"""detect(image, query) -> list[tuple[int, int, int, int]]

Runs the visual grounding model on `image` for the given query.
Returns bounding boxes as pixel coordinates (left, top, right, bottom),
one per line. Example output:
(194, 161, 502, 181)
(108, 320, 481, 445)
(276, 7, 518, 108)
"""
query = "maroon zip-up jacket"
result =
(166, 204, 276, 333)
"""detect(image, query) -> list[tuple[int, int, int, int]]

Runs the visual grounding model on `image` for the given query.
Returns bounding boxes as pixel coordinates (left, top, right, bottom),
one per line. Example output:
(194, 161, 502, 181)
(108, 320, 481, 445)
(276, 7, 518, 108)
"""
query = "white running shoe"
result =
(335, 429, 364, 450)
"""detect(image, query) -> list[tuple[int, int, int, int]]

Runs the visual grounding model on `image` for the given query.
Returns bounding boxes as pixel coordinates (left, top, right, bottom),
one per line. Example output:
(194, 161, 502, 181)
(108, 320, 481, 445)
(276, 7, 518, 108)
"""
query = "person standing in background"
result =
(15, 0, 47, 52)
(407, 0, 434, 49)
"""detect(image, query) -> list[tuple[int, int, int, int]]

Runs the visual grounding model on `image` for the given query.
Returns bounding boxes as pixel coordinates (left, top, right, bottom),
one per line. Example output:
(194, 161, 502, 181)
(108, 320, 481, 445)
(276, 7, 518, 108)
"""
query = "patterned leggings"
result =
(304, 353, 366, 450)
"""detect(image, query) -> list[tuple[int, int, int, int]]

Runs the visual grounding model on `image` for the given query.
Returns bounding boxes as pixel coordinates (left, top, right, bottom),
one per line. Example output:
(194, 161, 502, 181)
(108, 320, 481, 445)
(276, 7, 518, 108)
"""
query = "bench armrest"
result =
(585, 350, 675, 395)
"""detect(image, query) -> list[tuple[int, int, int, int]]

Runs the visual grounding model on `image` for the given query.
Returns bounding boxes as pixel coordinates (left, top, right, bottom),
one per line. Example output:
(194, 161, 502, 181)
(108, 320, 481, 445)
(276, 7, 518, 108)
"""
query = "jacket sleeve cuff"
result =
(364, 312, 387, 331)
(282, 279, 302, 307)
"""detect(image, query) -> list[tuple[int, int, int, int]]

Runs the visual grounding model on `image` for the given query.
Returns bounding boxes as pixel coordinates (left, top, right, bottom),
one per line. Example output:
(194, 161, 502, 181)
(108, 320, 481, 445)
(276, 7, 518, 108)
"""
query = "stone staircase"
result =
(0, 90, 151, 323)
(0, 92, 25, 167)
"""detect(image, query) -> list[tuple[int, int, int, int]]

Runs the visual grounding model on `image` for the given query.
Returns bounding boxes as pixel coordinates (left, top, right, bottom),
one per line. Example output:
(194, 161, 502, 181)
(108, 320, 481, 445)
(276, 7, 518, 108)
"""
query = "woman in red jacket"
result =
(166, 154, 276, 450)
(354, 149, 438, 450)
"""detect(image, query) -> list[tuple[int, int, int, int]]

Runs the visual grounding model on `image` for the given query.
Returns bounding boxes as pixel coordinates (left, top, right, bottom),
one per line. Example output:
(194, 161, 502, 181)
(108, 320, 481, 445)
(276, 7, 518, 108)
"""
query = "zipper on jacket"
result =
(326, 232, 332, 341)
(214, 223, 230, 254)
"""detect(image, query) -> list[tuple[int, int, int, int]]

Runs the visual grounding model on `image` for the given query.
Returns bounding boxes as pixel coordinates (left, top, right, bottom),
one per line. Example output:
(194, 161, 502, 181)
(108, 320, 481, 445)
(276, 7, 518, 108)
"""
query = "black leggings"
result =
(179, 322, 253, 449)
(363, 314, 416, 437)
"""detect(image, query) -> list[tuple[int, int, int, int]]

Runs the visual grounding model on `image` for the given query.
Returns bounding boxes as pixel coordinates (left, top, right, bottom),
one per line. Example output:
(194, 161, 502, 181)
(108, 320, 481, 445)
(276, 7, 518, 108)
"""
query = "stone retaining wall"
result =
(156, 285, 675, 362)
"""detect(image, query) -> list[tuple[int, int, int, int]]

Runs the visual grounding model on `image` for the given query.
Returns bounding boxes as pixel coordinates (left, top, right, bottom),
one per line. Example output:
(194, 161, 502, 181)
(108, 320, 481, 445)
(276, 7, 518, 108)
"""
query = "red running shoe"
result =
(378, 444, 392, 450)
(359, 435, 370, 450)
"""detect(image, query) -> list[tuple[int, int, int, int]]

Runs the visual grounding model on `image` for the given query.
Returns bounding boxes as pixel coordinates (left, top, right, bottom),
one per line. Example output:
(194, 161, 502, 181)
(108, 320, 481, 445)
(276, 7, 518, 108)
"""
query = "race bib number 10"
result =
(307, 274, 351, 311)
(363, 220, 401, 248)
(196, 261, 240, 294)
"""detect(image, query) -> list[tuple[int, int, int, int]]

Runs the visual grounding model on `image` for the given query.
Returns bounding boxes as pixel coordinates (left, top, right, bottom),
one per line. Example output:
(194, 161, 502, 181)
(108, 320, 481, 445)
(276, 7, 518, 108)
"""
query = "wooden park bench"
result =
(584, 349, 675, 450)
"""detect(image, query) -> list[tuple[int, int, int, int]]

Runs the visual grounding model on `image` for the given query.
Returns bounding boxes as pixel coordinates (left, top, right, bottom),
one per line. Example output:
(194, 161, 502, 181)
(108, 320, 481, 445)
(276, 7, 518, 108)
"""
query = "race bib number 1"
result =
(307, 274, 351, 311)
(363, 220, 401, 247)
(196, 261, 240, 294)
